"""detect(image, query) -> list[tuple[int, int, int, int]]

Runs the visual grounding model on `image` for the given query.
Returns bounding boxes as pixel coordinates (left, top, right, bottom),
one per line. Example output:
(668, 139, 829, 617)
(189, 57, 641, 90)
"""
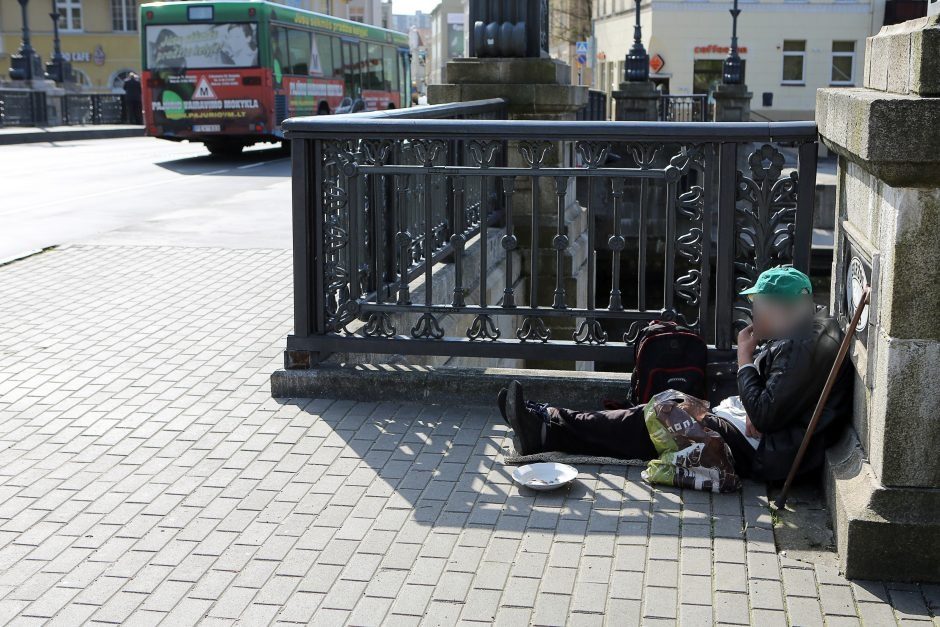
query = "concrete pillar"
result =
(427, 57, 590, 366)
(612, 81, 659, 121)
(712, 83, 752, 122)
(816, 15, 940, 582)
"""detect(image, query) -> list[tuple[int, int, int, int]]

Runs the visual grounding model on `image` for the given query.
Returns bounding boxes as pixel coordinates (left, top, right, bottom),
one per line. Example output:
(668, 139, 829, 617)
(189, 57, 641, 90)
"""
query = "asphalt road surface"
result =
(0, 137, 292, 262)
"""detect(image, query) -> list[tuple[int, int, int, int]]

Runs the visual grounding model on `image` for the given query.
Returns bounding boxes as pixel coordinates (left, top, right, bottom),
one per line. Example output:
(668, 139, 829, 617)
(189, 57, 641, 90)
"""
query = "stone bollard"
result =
(816, 16, 940, 582)
(712, 83, 753, 122)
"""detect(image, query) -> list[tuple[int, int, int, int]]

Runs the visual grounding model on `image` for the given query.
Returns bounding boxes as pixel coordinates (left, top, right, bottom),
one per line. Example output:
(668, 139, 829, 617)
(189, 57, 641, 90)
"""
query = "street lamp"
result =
(9, 0, 41, 81)
(45, 0, 71, 83)
(722, 0, 744, 84)
(624, 0, 649, 82)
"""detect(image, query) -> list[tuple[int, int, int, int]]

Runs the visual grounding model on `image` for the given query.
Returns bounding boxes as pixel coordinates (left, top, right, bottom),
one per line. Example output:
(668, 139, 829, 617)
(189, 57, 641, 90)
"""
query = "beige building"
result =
(593, 0, 885, 120)
(0, 0, 143, 89)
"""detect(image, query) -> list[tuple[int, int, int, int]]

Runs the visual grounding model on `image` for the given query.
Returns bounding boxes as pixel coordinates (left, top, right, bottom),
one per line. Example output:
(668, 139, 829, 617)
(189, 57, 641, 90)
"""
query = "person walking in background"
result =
(123, 72, 143, 125)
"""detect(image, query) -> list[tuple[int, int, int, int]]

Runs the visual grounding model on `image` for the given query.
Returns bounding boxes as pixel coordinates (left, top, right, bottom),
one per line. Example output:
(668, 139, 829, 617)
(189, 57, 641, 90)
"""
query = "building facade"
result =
(0, 0, 393, 89)
(305, 0, 388, 27)
(0, 0, 143, 89)
(549, 0, 593, 86)
(391, 9, 430, 33)
(593, 0, 885, 120)
(426, 0, 465, 86)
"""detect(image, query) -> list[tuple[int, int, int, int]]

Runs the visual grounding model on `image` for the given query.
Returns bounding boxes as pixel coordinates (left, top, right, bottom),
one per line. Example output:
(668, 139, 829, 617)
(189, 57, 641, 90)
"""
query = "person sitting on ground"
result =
(497, 267, 853, 482)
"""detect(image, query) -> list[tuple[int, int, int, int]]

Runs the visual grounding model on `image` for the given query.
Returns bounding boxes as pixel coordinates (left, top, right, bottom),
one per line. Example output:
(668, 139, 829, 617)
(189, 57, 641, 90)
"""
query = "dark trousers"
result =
(539, 404, 757, 477)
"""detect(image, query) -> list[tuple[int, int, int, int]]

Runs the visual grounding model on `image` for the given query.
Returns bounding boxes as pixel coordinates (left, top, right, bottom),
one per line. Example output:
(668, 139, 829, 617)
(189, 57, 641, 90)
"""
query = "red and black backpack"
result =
(630, 321, 708, 405)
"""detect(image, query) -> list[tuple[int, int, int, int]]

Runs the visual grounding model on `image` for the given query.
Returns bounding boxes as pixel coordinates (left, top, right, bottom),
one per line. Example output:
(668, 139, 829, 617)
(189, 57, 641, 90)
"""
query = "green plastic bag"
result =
(641, 390, 742, 493)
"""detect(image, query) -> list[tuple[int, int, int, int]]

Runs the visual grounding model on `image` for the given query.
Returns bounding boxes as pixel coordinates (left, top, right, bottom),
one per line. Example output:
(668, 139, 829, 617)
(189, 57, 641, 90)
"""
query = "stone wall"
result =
(816, 15, 940, 582)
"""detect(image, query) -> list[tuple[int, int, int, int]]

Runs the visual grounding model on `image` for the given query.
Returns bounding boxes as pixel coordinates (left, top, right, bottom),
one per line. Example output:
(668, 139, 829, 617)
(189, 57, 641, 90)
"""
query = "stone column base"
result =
(612, 81, 660, 121)
(713, 83, 753, 122)
(824, 429, 940, 583)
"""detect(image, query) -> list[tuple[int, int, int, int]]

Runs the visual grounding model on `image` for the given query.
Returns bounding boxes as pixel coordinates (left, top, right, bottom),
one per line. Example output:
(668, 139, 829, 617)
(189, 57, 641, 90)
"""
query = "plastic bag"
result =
(641, 389, 742, 493)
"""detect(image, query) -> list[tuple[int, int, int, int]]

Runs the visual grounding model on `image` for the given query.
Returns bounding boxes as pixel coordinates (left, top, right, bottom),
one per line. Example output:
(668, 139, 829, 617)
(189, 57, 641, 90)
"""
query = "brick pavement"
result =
(0, 245, 937, 626)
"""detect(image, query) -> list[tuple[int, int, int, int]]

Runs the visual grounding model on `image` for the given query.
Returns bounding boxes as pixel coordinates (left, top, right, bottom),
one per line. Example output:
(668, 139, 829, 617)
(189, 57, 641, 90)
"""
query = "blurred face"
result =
(751, 295, 813, 339)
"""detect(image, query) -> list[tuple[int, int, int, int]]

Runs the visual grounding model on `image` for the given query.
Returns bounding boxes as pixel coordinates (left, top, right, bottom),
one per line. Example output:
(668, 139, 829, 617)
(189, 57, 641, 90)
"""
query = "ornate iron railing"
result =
(659, 94, 709, 122)
(284, 100, 818, 367)
(62, 94, 127, 125)
(0, 89, 46, 127)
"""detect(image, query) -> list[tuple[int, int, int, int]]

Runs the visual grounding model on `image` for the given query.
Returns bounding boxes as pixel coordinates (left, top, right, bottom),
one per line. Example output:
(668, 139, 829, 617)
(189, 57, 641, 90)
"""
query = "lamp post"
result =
(722, 0, 743, 84)
(46, 0, 67, 82)
(10, 0, 39, 80)
(624, 0, 649, 82)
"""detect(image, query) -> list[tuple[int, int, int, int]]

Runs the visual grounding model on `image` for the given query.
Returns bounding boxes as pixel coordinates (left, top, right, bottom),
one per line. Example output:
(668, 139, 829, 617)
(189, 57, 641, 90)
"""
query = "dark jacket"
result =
(736, 314, 853, 482)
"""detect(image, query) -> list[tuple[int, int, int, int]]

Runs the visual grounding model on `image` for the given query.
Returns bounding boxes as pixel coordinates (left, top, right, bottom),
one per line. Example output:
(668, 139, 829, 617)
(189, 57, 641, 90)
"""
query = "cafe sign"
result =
(62, 45, 106, 65)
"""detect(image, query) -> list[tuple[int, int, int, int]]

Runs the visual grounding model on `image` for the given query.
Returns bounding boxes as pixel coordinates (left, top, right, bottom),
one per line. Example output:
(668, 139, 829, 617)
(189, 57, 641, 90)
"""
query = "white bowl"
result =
(511, 462, 578, 491)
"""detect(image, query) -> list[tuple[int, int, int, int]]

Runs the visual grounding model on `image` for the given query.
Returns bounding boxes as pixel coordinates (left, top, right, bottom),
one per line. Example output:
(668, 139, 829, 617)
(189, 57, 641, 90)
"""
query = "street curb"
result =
(272, 363, 632, 408)
(0, 126, 145, 145)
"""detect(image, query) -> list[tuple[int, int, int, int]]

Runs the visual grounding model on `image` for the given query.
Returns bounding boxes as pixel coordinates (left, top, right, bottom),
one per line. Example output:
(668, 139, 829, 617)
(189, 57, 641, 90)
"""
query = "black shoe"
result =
(497, 388, 509, 426)
(505, 380, 542, 456)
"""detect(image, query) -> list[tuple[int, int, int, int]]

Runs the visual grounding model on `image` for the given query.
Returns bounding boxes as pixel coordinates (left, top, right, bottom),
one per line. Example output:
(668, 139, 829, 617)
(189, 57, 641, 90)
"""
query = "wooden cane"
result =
(773, 287, 870, 510)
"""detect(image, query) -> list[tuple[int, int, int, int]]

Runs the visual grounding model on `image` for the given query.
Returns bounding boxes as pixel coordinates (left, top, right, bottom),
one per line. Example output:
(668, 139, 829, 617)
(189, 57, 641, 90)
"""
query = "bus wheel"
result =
(205, 141, 243, 157)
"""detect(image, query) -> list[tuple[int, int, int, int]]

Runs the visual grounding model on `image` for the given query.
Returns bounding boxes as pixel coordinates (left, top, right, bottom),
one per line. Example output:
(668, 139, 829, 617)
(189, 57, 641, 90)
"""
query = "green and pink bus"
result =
(140, 0, 411, 155)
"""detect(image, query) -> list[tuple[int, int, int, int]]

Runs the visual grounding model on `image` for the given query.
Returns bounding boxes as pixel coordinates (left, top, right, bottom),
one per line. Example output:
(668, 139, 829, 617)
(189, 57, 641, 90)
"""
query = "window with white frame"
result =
(111, 0, 136, 31)
(831, 41, 856, 84)
(782, 40, 805, 84)
(56, 0, 82, 31)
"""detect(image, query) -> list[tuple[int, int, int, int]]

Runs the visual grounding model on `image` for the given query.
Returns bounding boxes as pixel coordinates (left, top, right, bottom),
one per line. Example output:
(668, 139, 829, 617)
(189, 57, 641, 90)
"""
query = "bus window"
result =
(312, 33, 334, 77)
(287, 29, 311, 75)
(365, 42, 384, 91)
(383, 45, 398, 94)
(271, 26, 289, 77)
(343, 40, 361, 97)
(331, 37, 342, 79)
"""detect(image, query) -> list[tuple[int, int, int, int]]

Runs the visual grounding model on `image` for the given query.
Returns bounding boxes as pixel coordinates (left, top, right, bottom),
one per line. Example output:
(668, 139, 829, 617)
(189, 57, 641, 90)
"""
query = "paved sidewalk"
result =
(0, 125, 144, 145)
(0, 245, 937, 626)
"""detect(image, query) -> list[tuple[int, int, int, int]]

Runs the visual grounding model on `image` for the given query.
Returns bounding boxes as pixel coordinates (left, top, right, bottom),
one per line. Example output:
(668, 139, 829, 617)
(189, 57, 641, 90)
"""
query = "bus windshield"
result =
(145, 23, 259, 70)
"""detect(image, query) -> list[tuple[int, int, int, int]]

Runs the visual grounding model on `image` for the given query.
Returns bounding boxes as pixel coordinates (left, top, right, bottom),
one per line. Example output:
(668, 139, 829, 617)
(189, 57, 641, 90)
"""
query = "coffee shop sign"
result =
(63, 46, 106, 66)
(694, 44, 748, 54)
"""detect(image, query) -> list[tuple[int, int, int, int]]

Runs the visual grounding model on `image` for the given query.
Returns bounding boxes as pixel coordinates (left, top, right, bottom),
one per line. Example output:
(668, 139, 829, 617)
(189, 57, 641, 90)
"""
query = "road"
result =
(0, 137, 292, 262)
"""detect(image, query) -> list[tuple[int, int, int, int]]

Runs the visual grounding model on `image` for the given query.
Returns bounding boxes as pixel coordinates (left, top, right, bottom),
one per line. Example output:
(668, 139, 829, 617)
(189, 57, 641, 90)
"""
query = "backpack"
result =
(630, 321, 708, 405)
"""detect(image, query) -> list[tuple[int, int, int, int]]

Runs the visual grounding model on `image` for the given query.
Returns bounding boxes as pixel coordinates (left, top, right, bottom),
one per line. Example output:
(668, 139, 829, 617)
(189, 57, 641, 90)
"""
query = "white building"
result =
(593, 0, 886, 120)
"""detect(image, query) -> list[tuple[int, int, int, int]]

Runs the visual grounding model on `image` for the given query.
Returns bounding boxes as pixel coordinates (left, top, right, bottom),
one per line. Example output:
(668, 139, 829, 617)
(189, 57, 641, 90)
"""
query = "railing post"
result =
(793, 140, 817, 274)
(715, 141, 739, 350)
(290, 137, 317, 351)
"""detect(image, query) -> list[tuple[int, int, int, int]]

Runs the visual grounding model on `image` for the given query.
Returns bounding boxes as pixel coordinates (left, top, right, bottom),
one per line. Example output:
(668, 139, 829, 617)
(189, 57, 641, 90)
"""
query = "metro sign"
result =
(650, 53, 665, 73)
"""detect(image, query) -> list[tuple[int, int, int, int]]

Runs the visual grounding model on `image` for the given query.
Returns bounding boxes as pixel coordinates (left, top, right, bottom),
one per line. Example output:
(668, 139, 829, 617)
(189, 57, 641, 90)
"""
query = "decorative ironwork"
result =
(364, 312, 396, 338)
(733, 144, 801, 325)
(468, 314, 501, 341)
(574, 318, 608, 345)
(517, 316, 551, 343)
(282, 98, 818, 368)
(411, 312, 445, 339)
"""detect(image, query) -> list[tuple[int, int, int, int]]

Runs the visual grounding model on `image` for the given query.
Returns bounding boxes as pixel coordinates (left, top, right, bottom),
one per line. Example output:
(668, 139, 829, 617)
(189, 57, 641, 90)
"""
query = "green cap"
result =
(740, 266, 812, 298)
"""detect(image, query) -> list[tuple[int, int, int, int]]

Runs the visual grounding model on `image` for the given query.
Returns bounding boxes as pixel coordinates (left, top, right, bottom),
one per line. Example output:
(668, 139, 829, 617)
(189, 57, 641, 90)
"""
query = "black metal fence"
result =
(283, 99, 818, 367)
(577, 90, 608, 121)
(0, 90, 127, 127)
(659, 95, 709, 122)
(0, 89, 46, 127)
(62, 94, 127, 125)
